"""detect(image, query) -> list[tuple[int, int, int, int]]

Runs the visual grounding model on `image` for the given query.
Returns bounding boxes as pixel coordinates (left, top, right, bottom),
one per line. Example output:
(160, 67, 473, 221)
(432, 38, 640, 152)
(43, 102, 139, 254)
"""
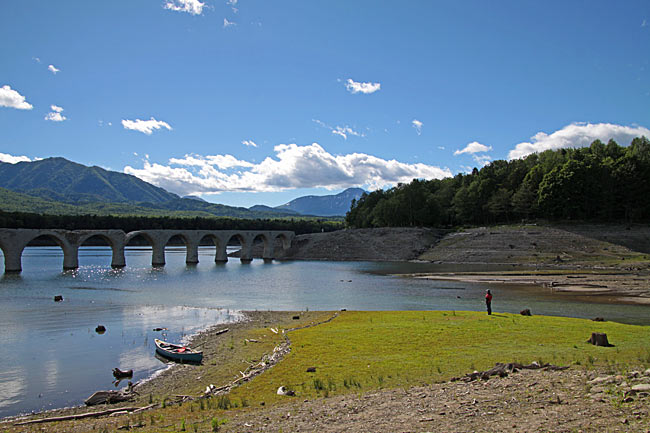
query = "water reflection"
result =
(0, 369, 26, 410)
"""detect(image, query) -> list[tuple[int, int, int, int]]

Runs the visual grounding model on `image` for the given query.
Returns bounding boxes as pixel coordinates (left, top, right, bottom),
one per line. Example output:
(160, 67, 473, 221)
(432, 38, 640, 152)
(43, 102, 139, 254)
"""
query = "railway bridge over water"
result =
(0, 229, 294, 273)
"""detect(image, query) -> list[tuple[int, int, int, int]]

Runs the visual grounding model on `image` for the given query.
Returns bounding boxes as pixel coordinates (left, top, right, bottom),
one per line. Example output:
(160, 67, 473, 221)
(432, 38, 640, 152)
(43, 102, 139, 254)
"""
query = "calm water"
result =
(1, 246, 649, 418)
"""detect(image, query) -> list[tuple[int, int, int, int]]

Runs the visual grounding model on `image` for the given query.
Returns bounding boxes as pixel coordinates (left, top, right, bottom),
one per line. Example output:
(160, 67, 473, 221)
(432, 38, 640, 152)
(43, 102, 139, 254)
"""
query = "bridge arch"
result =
(77, 232, 126, 268)
(251, 233, 273, 260)
(224, 232, 251, 262)
(24, 232, 77, 270)
(198, 233, 225, 264)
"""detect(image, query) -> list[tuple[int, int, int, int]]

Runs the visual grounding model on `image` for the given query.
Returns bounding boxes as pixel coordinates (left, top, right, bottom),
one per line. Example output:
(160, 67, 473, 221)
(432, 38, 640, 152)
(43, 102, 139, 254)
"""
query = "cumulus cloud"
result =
(454, 141, 492, 155)
(223, 18, 236, 27)
(0, 85, 33, 110)
(0, 152, 32, 164)
(313, 119, 364, 140)
(472, 154, 492, 167)
(44, 105, 66, 122)
(164, 0, 205, 15)
(242, 140, 258, 147)
(344, 78, 381, 94)
(412, 119, 423, 135)
(48, 64, 60, 74)
(123, 143, 452, 196)
(508, 122, 650, 160)
(122, 117, 172, 135)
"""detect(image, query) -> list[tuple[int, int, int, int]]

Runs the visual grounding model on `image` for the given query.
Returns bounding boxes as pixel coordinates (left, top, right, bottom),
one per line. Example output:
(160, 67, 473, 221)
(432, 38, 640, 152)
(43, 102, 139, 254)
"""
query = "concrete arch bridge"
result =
(0, 229, 294, 273)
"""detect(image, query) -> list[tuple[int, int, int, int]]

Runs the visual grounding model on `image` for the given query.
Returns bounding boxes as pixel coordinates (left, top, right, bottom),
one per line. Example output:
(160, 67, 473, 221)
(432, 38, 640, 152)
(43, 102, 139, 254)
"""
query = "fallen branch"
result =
(214, 328, 229, 336)
(14, 406, 142, 426)
(451, 361, 569, 382)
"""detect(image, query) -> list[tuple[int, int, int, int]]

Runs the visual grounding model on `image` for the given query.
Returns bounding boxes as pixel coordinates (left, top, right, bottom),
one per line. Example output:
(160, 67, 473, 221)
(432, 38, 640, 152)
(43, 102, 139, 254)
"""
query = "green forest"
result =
(0, 211, 343, 234)
(346, 137, 650, 228)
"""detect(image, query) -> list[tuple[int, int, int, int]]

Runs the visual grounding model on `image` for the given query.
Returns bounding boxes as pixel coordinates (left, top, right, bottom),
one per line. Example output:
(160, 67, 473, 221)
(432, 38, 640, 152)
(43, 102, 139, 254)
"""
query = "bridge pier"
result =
(185, 240, 200, 265)
(215, 242, 229, 263)
(111, 244, 126, 268)
(62, 244, 79, 270)
(2, 247, 24, 273)
(151, 242, 166, 267)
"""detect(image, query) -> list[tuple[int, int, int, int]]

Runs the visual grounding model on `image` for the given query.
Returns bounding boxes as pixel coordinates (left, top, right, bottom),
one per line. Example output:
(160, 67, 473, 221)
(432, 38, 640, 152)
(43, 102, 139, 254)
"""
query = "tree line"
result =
(0, 211, 344, 234)
(346, 137, 650, 228)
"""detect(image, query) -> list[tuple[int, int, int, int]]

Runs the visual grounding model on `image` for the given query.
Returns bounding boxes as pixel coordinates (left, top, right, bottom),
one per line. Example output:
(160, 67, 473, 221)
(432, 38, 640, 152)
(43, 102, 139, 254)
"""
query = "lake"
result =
(1, 246, 649, 418)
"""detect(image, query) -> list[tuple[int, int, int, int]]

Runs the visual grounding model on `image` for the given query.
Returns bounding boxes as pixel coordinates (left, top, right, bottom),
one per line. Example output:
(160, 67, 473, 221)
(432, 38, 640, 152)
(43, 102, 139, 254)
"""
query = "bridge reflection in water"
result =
(0, 229, 294, 273)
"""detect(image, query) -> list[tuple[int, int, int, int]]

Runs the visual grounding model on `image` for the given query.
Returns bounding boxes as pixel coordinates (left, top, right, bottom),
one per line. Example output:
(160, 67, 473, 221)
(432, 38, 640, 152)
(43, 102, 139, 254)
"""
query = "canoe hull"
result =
(154, 339, 203, 363)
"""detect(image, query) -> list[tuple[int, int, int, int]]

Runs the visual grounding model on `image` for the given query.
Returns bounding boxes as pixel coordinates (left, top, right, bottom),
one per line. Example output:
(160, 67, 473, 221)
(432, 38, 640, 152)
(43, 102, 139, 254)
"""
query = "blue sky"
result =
(1, 0, 649, 207)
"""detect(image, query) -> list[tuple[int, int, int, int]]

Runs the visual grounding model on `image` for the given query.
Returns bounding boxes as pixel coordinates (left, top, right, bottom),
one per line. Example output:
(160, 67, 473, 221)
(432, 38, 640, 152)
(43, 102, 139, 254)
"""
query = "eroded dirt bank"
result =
(217, 368, 650, 433)
(256, 224, 650, 302)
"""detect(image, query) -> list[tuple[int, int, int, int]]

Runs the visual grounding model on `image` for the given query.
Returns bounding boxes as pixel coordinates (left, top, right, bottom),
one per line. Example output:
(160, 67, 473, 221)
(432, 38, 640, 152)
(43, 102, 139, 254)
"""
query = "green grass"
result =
(229, 311, 650, 406)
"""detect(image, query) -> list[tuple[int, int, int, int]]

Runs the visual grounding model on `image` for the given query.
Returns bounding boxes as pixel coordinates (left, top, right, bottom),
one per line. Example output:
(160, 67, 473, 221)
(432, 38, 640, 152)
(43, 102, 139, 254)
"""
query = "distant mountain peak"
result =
(274, 187, 366, 216)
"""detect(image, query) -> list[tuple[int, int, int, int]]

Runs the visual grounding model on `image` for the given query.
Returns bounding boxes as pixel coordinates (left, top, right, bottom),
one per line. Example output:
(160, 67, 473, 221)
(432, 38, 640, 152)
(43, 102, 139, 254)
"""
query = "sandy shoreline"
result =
(409, 271, 650, 305)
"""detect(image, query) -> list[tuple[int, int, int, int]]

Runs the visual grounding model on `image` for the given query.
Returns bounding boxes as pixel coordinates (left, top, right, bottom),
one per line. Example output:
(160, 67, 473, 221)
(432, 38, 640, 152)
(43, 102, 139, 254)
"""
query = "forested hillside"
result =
(0, 210, 343, 234)
(346, 137, 650, 227)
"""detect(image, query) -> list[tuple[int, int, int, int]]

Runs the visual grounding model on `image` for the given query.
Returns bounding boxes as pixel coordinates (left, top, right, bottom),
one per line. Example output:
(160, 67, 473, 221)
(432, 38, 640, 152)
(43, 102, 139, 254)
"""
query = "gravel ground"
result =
(217, 367, 650, 433)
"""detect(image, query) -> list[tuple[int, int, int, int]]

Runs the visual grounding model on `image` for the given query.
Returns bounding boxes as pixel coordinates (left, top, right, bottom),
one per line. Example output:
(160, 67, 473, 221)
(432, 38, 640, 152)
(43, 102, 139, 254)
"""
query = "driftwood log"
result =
(13, 406, 148, 426)
(85, 383, 136, 406)
(587, 332, 612, 347)
(451, 362, 569, 382)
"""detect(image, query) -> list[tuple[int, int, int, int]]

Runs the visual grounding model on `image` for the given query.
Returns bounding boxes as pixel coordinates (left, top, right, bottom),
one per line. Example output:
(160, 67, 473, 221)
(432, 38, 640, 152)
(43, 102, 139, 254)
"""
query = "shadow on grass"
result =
(489, 314, 508, 318)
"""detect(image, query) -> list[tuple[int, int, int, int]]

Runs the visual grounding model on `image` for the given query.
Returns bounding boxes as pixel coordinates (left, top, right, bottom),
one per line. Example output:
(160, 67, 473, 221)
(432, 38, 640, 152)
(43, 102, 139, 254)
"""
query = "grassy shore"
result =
(229, 311, 650, 406)
(4, 310, 649, 432)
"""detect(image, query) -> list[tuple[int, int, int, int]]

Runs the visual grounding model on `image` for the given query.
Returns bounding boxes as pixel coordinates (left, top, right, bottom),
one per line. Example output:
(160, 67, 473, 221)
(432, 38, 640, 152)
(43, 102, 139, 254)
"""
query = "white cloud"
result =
(44, 105, 66, 122)
(0, 152, 32, 164)
(0, 85, 33, 110)
(164, 0, 205, 15)
(313, 119, 364, 140)
(344, 78, 381, 94)
(642, 19, 647, 27)
(332, 126, 363, 140)
(227, 0, 238, 12)
(412, 119, 423, 135)
(454, 141, 492, 155)
(508, 122, 650, 159)
(121, 117, 172, 135)
(242, 140, 258, 147)
(123, 143, 452, 196)
(472, 154, 492, 167)
(223, 18, 236, 27)
(32, 57, 41, 63)
(48, 64, 60, 74)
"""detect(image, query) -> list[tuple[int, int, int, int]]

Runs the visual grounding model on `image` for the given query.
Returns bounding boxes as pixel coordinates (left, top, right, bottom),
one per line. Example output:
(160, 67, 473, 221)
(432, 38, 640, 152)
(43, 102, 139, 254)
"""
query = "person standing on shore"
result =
(485, 290, 493, 315)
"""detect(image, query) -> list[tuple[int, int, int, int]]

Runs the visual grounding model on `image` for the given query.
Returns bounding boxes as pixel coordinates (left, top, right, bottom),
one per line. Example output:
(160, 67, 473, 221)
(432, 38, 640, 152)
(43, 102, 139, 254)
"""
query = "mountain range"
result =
(0, 158, 364, 218)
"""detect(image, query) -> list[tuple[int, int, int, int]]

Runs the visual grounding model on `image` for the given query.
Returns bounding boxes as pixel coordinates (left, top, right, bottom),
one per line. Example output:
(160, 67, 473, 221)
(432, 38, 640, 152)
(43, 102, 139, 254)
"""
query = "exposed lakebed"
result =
(1, 246, 649, 418)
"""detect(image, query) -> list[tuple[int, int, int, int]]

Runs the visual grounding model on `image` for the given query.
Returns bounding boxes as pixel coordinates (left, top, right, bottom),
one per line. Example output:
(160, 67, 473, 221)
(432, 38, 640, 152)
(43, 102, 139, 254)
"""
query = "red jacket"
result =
(485, 293, 493, 302)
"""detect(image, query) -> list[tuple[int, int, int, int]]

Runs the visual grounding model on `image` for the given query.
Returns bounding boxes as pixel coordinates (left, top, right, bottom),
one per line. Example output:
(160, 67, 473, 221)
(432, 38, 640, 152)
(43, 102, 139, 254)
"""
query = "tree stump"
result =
(587, 332, 612, 347)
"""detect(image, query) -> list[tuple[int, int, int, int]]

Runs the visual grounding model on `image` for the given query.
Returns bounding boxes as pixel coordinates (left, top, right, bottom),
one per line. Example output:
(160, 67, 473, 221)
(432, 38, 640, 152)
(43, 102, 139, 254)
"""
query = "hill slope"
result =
(0, 158, 322, 220)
